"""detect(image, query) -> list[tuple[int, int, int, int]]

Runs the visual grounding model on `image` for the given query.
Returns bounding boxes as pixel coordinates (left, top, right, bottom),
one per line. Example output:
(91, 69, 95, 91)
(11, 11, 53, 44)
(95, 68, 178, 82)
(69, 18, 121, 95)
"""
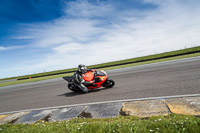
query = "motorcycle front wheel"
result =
(68, 83, 81, 92)
(102, 79, 115, 88)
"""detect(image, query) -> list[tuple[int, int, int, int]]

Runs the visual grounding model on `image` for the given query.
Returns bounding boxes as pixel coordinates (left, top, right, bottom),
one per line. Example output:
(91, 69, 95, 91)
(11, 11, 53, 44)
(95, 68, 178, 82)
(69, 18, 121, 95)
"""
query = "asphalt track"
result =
(0, 56, 200, 113)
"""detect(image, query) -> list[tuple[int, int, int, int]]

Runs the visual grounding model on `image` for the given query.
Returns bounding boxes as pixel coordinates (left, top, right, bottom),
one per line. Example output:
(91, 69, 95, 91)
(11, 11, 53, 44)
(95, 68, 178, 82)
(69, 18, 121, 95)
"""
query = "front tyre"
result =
(103, 79, 115, 88)
(68, 83, 81, 92)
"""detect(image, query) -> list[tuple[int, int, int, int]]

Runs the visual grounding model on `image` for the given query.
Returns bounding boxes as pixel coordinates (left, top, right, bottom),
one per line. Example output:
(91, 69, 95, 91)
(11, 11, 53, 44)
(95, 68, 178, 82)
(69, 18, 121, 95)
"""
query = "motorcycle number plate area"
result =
(82, 72, 94, 81)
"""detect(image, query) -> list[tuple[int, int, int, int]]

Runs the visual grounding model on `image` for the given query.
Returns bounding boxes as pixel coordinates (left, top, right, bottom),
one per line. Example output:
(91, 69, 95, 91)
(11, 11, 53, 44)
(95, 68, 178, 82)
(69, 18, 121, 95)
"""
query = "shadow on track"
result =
(58, 89, 102, 97)
(58, 92, 82, 97)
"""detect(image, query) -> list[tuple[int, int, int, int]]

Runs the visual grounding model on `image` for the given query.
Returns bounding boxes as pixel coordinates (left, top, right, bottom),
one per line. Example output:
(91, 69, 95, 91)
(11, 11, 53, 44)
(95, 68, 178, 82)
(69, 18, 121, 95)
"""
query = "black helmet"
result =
(78, 64, 87, 73)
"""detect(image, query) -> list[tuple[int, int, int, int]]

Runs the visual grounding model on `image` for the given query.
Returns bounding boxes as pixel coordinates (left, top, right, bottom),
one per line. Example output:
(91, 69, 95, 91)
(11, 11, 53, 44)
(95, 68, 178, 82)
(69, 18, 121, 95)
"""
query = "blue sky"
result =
(0, 0, 200, 78)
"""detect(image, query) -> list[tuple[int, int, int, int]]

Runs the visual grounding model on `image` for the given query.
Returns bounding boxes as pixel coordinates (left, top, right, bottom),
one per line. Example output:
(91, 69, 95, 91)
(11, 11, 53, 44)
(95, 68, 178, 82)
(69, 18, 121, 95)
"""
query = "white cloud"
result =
(54, 43, 84, 54)
(65, 0, 114, 18)
(0, 46, 7, 51)
(11, 36, 34, 40)
(0, 45, 23, 51)
(26, 18, 105, 48)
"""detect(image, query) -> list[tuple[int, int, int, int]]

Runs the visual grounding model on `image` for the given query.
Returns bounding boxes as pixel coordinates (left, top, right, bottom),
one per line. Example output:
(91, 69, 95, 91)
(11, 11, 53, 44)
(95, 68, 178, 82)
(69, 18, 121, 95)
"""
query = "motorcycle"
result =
(65, 70, 115, 92)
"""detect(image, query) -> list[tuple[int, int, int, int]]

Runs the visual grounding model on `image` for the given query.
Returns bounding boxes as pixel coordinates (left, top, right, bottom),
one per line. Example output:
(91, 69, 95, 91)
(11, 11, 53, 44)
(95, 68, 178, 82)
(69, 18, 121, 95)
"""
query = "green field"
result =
(0, 46, 200, 87)
(0, 114, 199, 133)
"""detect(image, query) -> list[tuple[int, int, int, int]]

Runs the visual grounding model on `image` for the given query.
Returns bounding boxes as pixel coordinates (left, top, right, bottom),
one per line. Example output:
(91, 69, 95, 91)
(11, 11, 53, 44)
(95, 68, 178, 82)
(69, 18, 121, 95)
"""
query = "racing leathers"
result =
(72, 69, 96, 93)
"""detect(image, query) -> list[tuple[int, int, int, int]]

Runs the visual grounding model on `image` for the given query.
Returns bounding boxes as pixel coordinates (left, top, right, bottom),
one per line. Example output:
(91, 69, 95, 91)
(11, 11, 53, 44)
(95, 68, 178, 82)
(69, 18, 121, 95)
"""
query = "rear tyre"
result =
(103, 79, 115, 88)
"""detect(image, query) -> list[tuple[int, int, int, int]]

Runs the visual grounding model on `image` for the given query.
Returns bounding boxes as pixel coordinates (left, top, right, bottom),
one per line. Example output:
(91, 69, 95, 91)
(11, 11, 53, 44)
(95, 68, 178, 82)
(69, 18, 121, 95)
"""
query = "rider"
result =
(73, 64, 96, 93)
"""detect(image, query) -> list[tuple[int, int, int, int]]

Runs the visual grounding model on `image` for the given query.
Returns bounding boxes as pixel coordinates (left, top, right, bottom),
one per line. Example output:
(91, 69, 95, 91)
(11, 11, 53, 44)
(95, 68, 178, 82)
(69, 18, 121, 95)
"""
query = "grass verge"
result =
(0, 114, 200, 133)
(0, 52, 200, 88)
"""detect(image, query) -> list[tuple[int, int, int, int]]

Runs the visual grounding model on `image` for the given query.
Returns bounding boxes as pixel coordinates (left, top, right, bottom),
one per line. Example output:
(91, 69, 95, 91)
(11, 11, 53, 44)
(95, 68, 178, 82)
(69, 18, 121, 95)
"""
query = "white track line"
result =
(1, 93, 200, 115)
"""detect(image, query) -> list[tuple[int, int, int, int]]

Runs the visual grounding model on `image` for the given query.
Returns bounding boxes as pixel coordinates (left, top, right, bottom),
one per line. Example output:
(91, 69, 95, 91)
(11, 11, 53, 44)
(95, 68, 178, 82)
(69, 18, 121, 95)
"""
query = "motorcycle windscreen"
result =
(82, 71, 94, 81)
(96, 70, 107, 76)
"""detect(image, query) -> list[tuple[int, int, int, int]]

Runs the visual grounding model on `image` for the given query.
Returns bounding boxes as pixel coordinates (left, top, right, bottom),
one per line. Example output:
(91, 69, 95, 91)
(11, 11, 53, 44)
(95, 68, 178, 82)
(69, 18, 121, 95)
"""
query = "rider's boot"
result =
(80, 84, 88, 93)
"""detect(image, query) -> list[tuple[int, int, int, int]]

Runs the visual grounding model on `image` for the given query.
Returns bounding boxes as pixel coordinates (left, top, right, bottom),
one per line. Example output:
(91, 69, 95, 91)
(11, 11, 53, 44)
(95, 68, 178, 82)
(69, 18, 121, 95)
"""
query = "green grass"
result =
(101, 52, 200, 71)
(0, 73, 73, 87)
(88, 46, 200, 68)
(1, 52, 200, 88)
(0, 114, 200, 133)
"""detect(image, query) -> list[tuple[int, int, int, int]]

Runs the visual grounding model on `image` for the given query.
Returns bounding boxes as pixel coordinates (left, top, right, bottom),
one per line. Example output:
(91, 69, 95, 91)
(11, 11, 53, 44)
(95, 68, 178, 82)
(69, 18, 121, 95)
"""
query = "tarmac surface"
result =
(0, 56, 200, 113)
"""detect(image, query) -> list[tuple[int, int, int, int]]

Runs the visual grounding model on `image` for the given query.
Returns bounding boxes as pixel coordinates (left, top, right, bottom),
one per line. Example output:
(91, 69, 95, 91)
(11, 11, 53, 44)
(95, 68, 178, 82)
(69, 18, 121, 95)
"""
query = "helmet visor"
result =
(79, 66, 87, 73)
